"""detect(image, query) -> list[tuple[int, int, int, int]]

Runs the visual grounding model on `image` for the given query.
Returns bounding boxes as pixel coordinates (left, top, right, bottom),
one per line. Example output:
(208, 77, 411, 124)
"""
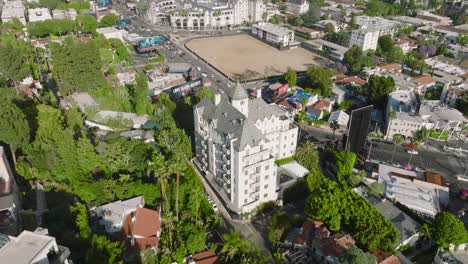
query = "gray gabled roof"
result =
(195, 97, 269, 151)
(227, 82, 248, 101)
(248, 98, 286, 123)
(371, 199, 420, 244)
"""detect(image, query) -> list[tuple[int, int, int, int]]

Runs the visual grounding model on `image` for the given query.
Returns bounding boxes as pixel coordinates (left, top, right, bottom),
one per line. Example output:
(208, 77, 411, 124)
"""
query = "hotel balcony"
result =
(222, 164, 231, 172)
(222, 154, 231, 165)
(222, 145, 231, 154)
(223, 173, 231, 180)
(201, 140, 207, 149)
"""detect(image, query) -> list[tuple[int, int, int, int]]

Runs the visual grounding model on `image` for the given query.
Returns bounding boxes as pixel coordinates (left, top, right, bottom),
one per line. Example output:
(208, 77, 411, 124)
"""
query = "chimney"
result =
(256, 88, 262, 99)
(215, 93, 221, 105)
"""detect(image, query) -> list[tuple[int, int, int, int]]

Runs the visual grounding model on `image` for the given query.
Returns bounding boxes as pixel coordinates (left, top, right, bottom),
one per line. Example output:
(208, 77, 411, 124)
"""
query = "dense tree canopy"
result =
(365, 75, 395, 109)
(343, 46, 373, 74)
(283, 69, 297, 87)
(27, 19, 76, 38)
(99, 13, 118, 28)
(433, 212, 468, 248)
(305, 173, 399, 251)
(0, 97, 30, 163)
(50, 38, 105, 95)
(0, 41, 32, 85)
(306, 66, 334, 97)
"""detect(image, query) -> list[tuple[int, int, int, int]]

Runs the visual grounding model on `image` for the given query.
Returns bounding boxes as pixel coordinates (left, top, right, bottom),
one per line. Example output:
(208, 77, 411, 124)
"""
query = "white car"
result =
(201, 72, 207, 78)
(407, 149, 418, 155)
(212, 203, 218, 212)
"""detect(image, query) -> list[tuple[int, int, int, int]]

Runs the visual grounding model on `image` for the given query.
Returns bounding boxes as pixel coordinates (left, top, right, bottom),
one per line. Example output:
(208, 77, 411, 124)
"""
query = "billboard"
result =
(344, 105, 373, 153)
(165, 78, 203, 100)
(137, 37, 165, 52)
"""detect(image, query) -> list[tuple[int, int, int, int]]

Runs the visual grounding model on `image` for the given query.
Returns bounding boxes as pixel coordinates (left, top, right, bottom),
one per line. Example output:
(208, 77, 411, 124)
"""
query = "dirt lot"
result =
(186, 34, 328, 80)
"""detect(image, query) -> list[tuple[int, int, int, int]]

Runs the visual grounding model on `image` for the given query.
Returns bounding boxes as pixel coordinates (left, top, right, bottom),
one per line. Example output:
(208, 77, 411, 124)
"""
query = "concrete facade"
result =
(194, 83, 298, 214)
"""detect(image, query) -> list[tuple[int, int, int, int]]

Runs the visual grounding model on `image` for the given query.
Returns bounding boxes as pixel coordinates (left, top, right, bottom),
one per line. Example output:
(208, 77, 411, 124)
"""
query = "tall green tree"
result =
(283, 69, 297, 87)
(0, 42, 32, 91)
(99, 13, 117, 28)
(390, 134, 403, 163)
(433, 212, 468, 248)
(365, 75, 395, 109)
(306, 66, 334, 96)
(341, 246, 377, 264)
(0, 99, 30, 164)
(295, 142, 319, 171)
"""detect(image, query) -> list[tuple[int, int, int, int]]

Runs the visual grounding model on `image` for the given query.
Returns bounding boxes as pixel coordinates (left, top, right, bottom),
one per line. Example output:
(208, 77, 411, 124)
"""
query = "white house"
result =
(28, 8, 52, 22)
(194, 82, 298, 214)
(0, 228, 70, 263)
(385, 90, 467, 140)
(252, 22, 295, 47)
(1, 0, 26, 25)
(328, 110, 349, 126)
(95, 196, 145, 234)
(96, 27, 127, 41)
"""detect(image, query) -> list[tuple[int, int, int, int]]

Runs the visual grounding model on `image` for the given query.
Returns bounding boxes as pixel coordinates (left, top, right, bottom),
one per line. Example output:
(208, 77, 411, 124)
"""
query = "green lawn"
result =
(149, 53, 165, 63)
(428, 129, 449, 140)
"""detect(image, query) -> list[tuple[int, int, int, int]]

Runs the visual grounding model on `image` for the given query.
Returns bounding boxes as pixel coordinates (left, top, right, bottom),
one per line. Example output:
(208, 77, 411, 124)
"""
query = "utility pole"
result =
(367, 139, 373, 161)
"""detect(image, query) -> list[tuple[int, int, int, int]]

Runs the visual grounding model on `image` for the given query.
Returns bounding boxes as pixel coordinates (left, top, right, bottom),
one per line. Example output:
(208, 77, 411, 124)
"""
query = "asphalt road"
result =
(299, 124, 467, 181)
(368, 141, 467, 182)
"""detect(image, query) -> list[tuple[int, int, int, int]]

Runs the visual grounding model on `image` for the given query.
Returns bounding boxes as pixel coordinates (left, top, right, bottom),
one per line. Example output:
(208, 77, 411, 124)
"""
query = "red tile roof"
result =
(447, 86, 464, 96)
(380, 63, 402, 73)
(312, 100, 331, 110)
(122, 207, 161, 251)
(335, 75, 367, 86)
(192, 250, 220, 264)
(372, 251, 401, 264)
(411, 75, 435, 85)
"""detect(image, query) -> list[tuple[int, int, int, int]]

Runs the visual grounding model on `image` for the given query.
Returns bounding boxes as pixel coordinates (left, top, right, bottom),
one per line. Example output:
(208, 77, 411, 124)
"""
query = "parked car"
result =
(201, 72, 207, 78)
(407, 149, 418, 155)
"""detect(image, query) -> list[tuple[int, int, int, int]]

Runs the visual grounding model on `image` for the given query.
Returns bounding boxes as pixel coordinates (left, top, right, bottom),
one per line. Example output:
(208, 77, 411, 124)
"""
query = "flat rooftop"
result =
(254, 23, 293, 37)
(0, 230, 54, 263)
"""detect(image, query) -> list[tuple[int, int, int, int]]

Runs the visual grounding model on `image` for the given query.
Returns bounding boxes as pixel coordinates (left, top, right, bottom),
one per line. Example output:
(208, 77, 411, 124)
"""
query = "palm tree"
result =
(329, 121, 340, 141)
(420, 223, 432, 243)
(220, 231, 244, 263)
(391, 134, 403, 164)
(386, 110, 397, 140)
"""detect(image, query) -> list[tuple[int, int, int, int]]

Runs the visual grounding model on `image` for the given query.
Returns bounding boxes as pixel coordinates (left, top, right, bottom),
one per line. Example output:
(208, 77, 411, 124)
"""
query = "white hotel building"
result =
(194, 83, 298, 214)
(252, 22, 295, 47)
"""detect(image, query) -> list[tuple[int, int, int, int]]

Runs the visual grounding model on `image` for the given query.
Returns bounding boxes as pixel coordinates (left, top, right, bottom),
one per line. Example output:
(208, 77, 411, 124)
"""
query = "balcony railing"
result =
(222, 145, 231, 154)
(222, 155, 230, 165)
(223, 164, 230, 172)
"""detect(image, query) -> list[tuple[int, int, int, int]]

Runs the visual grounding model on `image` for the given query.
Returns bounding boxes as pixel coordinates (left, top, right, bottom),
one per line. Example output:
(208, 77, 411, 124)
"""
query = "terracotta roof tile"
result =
(122, 207, 161, 251)
(411, 75, 435, 85)
(192, 250, 220, 264)
(380, 63, 402, 73)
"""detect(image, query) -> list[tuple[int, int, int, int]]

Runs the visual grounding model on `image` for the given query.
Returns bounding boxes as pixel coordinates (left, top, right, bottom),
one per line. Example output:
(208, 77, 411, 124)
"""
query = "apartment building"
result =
(1, 0, 26, 25)
(194, 82, 298, 214)
(252, 22, 295, 47)
(0, 228, 70, 264)
(167, 0, 263, 29)
(416, 11, 452, 26)
(385, 90, 466, 140)
(440, 84, 465, 107)
(350, 16, 400, 51)
(144, 0, 176, 23)
(0, 147, 20, 235)
(286, 0, 309, 15)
